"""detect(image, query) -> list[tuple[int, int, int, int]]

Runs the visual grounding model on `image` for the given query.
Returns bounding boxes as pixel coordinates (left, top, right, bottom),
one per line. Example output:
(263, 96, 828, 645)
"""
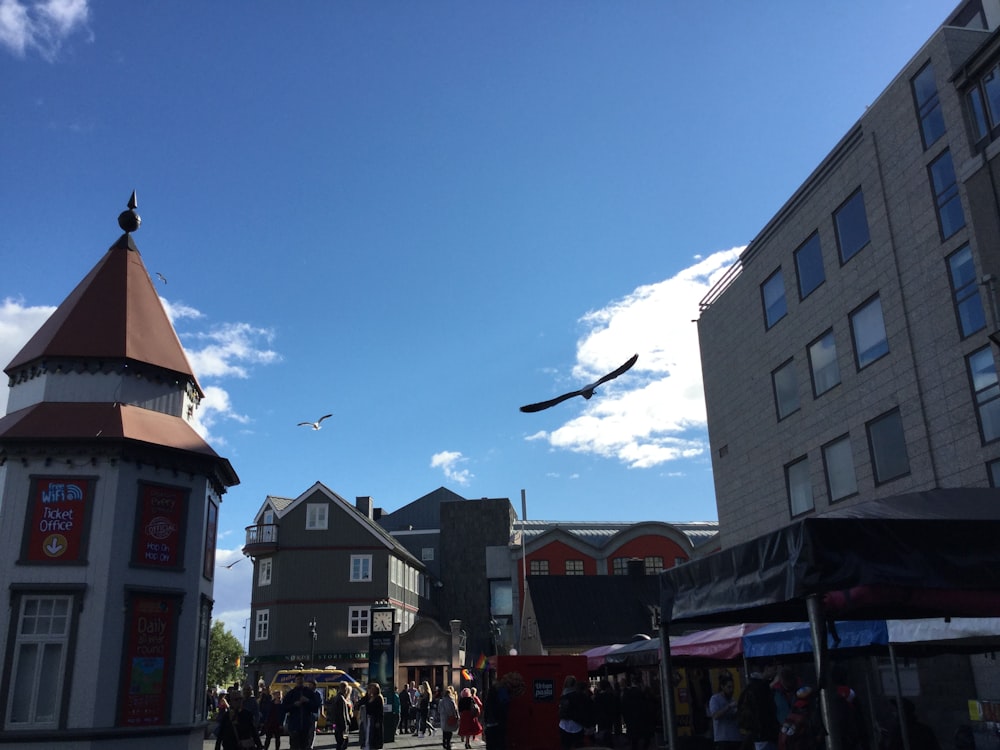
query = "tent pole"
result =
(659, 621, 677, 750)
(888, 643, 911, 750)
(806, 594, 840, 750)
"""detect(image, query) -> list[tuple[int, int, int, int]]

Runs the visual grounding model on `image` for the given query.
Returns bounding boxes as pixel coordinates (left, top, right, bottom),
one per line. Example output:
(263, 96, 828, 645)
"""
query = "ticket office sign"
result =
(23, 476, 94, 563)
(133, 483, 188, 569)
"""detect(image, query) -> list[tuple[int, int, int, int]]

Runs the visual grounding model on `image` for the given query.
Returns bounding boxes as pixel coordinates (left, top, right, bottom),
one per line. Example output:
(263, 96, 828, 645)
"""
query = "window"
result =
(989, 458, 1000, 487)
(761, 269, 787, 328)
(929, 150, 965, 240)
(305, 503, 328, 530)
(258, 557, 272, 586)
(794, 233, 825, 299)
(968, 347, 1000, 443)
(350, 555, 372, 582)
(254, 610, 269, 640)
(867, 409, 910, 484)
(565, 560, 584, 575)
(612, 558, 628, 575)
(786, 456, 814, 516)
(490, 580, 513, 616)
(808, 331, 841, 397)
(7, 594, 72, 728)
(912, 62, 945, 148)
(823, 435, 858, 502)
(948, 245, 986, 338)
(834, 189, 870, 263)
(644, 557, 664, 575)
(421, 547, 434, 561)
(529, 560, 549, 576)
(967, 63, 1000, 146)
(772, 359, 800, 420)
(349, 607, 370, 637)
(851, 296, 889, 369)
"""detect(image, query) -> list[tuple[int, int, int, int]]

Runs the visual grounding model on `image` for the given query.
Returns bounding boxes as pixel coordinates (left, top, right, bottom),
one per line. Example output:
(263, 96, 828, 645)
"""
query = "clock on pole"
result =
(368, 600, 399, 743)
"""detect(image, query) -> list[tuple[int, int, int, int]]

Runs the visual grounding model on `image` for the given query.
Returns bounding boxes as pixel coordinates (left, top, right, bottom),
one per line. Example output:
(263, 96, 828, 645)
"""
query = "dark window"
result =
(808, 330, 841, 397)
(989, 459, 1000, 487)
(565, 560, 584, 576)
(794, 232, 825, 299)
(772, 359, 800, 420)
(761, 269, 787, 329)
(823, 434, 858, 502)
(867, 409, 910, 484)
(786, 456, 814, 516)
(528, 560, 548, 576)
(968, 347, 1000, 444)
(834, 189, 871, 263)
(612, 558, 628, 575)
(947, 244, 986, 338)
(912, 62, 946, 148)
(929, 150, 965, 240)
(850, 296, 889, 369)
(967, 63, 1000, 147)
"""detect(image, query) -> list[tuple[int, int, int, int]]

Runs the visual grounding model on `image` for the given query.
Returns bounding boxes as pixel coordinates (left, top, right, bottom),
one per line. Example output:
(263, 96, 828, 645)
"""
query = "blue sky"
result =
(1, 0, 955, 636)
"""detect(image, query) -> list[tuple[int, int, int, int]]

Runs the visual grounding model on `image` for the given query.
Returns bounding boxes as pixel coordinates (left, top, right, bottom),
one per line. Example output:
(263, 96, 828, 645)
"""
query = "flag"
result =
(461, 668, 472, 681)
(475, 653, 488, 670)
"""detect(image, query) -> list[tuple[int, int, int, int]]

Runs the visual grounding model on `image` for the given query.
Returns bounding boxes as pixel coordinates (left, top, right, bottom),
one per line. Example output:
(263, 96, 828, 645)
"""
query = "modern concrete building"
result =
(0, 196, 238, 747)
(698, 0, 1000, 549)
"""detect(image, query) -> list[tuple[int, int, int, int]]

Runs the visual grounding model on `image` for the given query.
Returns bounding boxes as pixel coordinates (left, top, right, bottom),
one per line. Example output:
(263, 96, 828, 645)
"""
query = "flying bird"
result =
(155, 272, 167, 284)
(520, 353, 639, 413)
(219, 559, 242, 569)
(298, 413, 333, 430)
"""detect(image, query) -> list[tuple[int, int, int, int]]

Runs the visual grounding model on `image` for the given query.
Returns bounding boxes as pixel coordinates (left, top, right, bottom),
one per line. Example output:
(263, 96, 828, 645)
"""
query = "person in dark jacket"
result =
(282, 675, 322, 750)
(329, 683, 353, 750)
(737, 662, 780, 750)
(594, 678, 621, 748)
(216, 693, 263, 750)
(356, 681, 385, 750)
(399, 684, 413, 734)
(557, 675, 594, 750)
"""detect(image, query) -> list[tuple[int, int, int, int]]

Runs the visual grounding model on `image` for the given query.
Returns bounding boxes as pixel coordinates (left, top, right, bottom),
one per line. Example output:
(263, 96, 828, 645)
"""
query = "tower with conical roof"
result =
(0, 194, 238, 747)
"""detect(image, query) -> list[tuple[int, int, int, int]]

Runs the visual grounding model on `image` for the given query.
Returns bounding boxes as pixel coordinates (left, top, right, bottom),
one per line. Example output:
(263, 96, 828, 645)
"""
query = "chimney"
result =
(356, 496, 374, 519)
(627, 558, 645, 578)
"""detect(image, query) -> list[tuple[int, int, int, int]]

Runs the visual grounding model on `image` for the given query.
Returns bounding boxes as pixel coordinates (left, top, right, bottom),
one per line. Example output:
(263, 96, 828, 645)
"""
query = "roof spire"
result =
(117, 190, 141, 234)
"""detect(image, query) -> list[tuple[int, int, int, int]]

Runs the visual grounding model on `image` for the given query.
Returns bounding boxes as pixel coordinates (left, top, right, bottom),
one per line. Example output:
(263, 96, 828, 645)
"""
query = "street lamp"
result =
(242, 618, 250, 683)
(308, 618, 318, 668)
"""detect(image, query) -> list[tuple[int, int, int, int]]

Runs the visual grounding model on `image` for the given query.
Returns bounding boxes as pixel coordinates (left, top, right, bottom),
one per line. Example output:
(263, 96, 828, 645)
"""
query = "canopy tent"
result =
(659, 489, 1000, 626)
(742, 620, 888, 659)
(656, 489, 1000, 750)
(588, 623, 764, 670)
(582, 643, 625, 671)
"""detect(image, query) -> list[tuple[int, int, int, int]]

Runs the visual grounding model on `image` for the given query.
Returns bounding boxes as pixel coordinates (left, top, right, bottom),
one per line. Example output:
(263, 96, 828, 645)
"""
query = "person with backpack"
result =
(737, 661, 781, 750)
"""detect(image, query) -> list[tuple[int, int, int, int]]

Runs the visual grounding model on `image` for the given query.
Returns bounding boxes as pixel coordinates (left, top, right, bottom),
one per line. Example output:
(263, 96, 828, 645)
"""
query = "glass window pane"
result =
(762, 270, 787, 328)
(823, 436, 857, 501)
(794, 233, 825, 299)
(930, 151, 965, 239)
(787, 458, 814, 515)
(969, 88, 990, 142)
(868, 410, 910, 483)
(949, 246, 986, 337)
(985, 68, 1000, 129)
(851, 297, 889, 368)
(35, 644, 62, 722)
(835, 190, 871, 263)
(9, 644, 39, 723)
(809, 332, 841, 396)
(969, 348, 1000, 443)
(773, 361, 800, 420)
(913, 63, 945, 148)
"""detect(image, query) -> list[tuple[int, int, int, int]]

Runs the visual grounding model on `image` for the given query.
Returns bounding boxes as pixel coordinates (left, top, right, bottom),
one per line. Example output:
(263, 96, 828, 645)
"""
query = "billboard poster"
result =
(133, 483, 188, 569)
(119, 594, 176, 726)
(23, 476, 93, 563)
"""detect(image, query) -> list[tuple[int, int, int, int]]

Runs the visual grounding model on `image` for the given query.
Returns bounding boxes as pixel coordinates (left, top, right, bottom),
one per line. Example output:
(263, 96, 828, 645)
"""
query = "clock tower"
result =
(368, 601, 398, 743)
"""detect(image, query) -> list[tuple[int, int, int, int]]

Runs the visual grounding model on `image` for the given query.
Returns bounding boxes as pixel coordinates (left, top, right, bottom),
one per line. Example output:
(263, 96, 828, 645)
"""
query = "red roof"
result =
(0, 402, 238, 485)
(5, 236, 201, 394)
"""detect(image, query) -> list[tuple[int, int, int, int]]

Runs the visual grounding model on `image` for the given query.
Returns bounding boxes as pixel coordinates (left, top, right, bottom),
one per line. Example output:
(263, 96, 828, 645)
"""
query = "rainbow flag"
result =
(475, 653, 488, 670)
(461, 668, 472, 681)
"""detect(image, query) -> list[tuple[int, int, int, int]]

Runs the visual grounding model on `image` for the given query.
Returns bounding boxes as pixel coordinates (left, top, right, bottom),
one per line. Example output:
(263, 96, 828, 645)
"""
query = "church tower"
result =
(0, 194, 238, 748)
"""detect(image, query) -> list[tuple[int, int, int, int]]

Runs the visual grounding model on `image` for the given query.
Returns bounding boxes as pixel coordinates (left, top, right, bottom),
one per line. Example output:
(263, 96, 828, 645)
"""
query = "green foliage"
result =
(207, 620, 243, 690)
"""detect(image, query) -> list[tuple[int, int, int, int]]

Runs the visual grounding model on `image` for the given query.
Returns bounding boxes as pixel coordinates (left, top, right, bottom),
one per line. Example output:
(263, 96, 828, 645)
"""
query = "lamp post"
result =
(308, 618, 318, 668)
(242, 618, 250, 683)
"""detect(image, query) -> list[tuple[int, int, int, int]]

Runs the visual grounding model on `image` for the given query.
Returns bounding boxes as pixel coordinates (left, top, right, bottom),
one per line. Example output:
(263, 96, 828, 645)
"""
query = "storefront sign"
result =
(133, 483, 187, 568)
(120, 595, 176, 726)
(24, 477, 92, 563)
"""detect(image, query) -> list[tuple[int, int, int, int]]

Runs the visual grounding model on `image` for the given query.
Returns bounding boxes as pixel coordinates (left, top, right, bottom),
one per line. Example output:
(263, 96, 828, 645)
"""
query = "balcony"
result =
(243, 524, 278, 555)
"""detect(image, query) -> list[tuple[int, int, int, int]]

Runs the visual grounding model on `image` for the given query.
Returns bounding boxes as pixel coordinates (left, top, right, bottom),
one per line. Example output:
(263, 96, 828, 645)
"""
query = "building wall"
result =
(699, 25, 1000, 548)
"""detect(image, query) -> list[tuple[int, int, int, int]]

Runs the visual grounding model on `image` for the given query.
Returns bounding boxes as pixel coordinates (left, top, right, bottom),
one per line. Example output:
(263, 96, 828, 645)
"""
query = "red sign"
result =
(133, 484, 187, 568)
(25, 477, 91, 562)
(120, 595, 175, 726)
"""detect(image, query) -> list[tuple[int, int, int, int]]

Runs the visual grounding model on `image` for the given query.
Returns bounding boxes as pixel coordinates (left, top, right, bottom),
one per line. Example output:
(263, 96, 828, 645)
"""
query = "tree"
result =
(207, 620, 243, 690)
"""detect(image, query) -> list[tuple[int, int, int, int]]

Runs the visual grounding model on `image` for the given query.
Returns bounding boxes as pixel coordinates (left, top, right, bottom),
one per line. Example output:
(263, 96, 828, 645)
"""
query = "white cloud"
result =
(0, 0, 90, 61)
(0, 297, 55, 416)
(213, 546, 252, 643)
(430, 450, 473, 485)
(182, 322, 281, 380)
(528, 247, 743, 469)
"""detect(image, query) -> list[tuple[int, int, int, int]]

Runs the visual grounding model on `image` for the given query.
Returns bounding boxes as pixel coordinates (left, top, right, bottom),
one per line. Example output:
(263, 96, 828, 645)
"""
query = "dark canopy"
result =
(659, 489, 1000, 625)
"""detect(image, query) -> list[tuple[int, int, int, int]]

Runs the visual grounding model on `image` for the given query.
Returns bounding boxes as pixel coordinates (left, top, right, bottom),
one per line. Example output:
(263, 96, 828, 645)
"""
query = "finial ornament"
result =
(118, 190, 141, 233)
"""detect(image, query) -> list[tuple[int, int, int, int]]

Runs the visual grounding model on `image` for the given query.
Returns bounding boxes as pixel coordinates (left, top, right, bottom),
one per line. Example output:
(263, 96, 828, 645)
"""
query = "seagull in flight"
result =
(155, 272, 167, 284)
(219, 559, 242, 569)
(298, 413, 333, 430)
(520, 354, 639, 413)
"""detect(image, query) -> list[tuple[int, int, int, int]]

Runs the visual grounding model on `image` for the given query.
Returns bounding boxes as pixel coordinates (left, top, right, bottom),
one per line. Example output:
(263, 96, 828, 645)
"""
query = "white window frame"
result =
(305, 503, 328, 530)
(349, 607, 370, 637)
(255, 609, 270, 641)
(258, 557, 273, 586)
(350, 554, 372, 582)
(6, 594, 72, 729)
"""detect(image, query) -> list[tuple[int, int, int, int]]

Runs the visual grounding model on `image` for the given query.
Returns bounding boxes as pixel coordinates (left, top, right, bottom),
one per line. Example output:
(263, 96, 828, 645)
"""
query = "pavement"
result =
(202, 727, 487, 750)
